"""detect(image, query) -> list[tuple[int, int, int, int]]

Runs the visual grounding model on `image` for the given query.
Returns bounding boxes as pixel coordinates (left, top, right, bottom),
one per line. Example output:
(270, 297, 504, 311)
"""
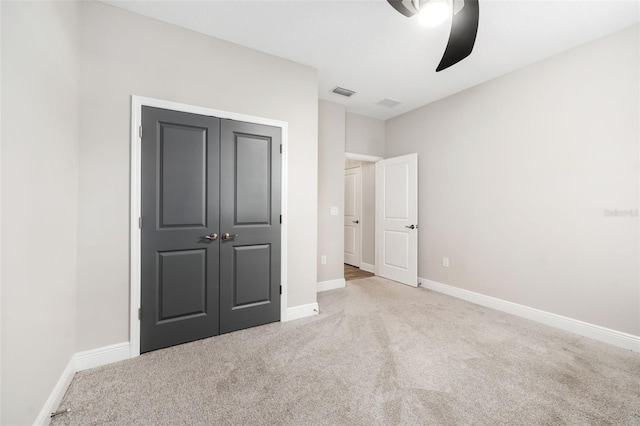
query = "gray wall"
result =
(1, 1, 319, 420)
(346, 113, 385, 157)
(361, 163, 376, 266)
(76, 1, 319, 351)
(318, 107, 383, 281)
(386, 25, 640, 335)
(318, 101, 346, 282)
(1, 2, 80, 424)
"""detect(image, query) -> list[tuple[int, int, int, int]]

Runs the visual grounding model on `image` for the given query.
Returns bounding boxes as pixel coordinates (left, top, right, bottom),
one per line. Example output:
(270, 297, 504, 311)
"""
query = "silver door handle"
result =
(203, 233, 218, 241)
(405, 224, 417, 229)
(222, 233, 238, 241)
(352, 220, 359, 224)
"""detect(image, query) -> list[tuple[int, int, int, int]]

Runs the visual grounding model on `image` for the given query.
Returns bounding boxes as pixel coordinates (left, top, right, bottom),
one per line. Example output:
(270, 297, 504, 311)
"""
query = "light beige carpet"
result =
(53, 277, 640, 425)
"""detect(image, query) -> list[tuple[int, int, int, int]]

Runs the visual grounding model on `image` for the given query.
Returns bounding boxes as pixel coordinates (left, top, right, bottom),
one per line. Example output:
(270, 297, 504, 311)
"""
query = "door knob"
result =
(352, 220, 359, 224)
(222, 233, 238, 241)
(405, 224, 417, 229)
(203, 233, 218, 241)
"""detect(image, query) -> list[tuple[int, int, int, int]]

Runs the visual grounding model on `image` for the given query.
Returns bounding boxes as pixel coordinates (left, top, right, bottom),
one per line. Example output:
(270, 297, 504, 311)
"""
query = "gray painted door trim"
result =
(129, 96, 289, 358)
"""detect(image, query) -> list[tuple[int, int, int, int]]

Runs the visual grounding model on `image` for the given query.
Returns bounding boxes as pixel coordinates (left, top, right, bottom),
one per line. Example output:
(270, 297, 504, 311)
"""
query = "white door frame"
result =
(129, 96, 289, 358)
(345, 152, 383, 163)
(344, 153, 383, 269)
(344, 165, 362, 267)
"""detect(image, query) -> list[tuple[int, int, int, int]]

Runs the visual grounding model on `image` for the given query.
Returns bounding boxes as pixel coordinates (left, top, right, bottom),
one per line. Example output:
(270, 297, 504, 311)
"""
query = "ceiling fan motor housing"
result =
(387, 0, 479, 71)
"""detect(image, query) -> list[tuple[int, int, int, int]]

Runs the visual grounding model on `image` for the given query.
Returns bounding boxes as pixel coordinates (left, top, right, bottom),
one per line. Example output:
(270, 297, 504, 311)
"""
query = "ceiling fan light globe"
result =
(417, 0, 450, 27)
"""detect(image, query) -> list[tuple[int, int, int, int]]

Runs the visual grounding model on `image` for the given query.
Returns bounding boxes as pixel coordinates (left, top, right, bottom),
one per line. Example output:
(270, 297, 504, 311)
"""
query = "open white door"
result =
(344, 166, 361, 267)
(375, 154, 418, 287)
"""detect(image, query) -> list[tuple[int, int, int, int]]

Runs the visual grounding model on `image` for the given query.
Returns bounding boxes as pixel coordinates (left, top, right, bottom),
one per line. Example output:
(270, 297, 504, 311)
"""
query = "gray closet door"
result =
(219, 119, 281, 333)
(140, 107, 220, 353)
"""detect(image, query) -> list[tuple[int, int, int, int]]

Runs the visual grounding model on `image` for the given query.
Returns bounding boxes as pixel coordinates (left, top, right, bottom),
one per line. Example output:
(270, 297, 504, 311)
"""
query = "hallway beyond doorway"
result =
(344, 264, 374, 281)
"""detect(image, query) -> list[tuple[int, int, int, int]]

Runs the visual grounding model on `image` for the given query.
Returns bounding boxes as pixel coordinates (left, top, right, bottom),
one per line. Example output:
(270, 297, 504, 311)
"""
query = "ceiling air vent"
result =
(377, 98, 402, 108)
(331, 86, 356, 97)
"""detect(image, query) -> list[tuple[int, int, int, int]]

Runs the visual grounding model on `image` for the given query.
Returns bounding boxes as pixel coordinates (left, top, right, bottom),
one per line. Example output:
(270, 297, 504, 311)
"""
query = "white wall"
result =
(346, 112, 385, 158)
(386, 25, 640, 335)
(318, 101, 346, 282)
(1, 2, 80, 424)
(75, 1, 319, 351)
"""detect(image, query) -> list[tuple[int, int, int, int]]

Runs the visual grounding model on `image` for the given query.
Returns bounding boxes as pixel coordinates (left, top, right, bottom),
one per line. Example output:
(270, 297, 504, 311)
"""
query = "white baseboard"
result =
(317, 278, 346, 292)
(35, 342, 131, 425)
(420, 278, 640, 352)
(360, 262, 375, 273)
(75, 342, 130, 372)
(285, 302, 319, 321)
(34, 357, 76, 426)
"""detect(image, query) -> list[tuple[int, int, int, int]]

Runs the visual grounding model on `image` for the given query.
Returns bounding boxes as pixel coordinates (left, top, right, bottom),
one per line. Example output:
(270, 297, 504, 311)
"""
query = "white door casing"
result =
(344, 166, 362, 267)
(375, 153, 418, 287)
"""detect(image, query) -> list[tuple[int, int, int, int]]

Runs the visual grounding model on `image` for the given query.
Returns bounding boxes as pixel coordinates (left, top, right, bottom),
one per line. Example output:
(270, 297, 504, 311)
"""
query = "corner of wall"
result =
(1, 1, 81, 423)
(317, 100, 347, 284)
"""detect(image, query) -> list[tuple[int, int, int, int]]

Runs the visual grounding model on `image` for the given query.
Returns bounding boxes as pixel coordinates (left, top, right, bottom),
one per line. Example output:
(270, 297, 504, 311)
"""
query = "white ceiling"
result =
(103, 0, 639, 120)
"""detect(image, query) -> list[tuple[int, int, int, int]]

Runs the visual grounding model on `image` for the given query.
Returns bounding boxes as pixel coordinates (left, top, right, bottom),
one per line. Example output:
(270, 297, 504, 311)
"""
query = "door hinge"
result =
(139, 126, 143, 139)
(280, 214, 282, 224)
(280, 285, 282, 295)
(138, 308, 141, 320)
(138, 217, 142, 229)
(280, 144, 283, 154)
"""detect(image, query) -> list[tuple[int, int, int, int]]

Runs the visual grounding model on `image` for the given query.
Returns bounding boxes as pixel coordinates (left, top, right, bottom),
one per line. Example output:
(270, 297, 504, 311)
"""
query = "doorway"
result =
(344, 165, 361, 267)
(130, 97, 289, 357)
(343, 153, 382, 275)
(342, 152, 419, 288)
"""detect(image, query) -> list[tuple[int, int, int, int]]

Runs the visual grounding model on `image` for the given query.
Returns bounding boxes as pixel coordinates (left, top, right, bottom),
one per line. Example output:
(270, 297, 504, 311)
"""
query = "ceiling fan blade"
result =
(436, 0, 479, 72)
(387, 0, 418, 17)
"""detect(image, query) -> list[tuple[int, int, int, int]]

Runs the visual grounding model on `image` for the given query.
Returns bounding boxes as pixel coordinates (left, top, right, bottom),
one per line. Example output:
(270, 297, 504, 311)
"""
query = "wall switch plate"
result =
(330, 206, 339, 216)
(443, 257, 450, 268)
(321, 255, 327, 265)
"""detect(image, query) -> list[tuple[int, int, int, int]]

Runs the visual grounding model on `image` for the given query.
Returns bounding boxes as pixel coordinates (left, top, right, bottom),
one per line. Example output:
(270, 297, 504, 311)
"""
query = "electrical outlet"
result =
(443, 257, 449, 268)
(321, 255, 327, 265)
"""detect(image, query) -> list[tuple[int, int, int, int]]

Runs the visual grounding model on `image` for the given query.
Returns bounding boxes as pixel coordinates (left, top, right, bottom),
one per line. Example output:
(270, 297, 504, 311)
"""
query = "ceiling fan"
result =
(387, 0, 479, 72)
